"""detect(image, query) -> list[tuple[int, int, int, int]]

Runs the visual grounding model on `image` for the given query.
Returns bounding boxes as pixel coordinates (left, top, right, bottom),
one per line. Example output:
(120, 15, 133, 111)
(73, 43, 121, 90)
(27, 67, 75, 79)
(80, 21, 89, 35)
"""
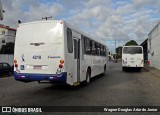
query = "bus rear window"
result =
(123, 47, 142, 54)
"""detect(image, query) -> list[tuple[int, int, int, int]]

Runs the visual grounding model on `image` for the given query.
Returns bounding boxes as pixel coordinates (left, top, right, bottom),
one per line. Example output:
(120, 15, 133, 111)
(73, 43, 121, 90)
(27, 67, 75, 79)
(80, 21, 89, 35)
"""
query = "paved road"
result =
(0, 62, 160, 113)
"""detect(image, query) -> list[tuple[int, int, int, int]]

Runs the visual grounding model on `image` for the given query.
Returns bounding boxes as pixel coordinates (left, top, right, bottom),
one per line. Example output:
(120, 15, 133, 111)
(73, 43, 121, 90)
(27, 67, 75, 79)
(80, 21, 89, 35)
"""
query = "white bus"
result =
(122, 46, 144, 71)
(13, 20, 108, 86)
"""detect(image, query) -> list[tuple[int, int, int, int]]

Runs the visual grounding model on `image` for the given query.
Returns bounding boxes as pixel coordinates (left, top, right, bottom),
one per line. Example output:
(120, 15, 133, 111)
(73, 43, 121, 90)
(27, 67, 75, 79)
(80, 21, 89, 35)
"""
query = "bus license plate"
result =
(33, 65, 42, 69)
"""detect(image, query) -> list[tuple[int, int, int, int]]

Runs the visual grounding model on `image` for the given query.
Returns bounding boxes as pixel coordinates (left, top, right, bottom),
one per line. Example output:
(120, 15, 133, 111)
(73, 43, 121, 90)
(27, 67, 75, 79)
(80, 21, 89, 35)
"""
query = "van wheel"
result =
(83, 70, 91, 86)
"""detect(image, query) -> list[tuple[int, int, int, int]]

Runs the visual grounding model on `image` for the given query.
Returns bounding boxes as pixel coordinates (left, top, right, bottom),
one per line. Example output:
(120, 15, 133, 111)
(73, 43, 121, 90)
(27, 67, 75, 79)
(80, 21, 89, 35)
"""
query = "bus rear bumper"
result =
(13, 72, 67, 83)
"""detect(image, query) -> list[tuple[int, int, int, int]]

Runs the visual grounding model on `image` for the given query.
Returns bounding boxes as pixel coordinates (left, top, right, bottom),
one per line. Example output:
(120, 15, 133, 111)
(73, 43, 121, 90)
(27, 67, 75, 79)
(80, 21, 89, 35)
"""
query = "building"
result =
(0, 24, 16, 66)
(0, 24, 16, 51)
(140, 38, 148, 63)
(148, 21, 160, 69)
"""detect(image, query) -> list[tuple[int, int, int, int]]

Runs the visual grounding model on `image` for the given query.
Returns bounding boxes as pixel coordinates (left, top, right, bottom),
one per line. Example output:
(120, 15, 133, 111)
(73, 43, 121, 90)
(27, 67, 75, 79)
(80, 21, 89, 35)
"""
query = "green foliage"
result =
(116, 46, 122, 59)
(125, 40, 138, 46)
(0, 42, 14, 54)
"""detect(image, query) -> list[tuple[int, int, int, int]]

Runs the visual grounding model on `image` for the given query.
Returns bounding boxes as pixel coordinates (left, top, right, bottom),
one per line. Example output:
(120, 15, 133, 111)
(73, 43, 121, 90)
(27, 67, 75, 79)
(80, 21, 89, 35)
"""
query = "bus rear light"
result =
(14, 59, 17, 64)
(15, 64, 18, 68)
(60, 59, 64, 64)
(59, 64, 63, 68)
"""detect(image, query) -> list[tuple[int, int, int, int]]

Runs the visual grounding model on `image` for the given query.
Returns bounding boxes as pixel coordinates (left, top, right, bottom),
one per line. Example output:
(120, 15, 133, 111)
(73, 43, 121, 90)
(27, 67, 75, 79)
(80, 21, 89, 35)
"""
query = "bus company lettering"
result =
(48, 56, 61, 59)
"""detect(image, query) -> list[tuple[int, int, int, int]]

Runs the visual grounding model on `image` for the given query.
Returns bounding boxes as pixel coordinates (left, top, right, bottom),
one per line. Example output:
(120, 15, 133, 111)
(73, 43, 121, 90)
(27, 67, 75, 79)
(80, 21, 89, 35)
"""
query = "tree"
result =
(116, 46, 122, 59)
(0, 45, 5, 54)
(0, 42, 14, 54)
(125, 40, 138, 46)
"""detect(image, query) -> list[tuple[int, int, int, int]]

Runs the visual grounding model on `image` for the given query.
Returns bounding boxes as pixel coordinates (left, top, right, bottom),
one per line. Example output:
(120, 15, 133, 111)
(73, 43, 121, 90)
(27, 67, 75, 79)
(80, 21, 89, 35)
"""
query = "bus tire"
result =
(83, 69, 91, 86)
(138, 68, 141, 72)
(102, 65, 106, 76)
(122, 67, 125, 71)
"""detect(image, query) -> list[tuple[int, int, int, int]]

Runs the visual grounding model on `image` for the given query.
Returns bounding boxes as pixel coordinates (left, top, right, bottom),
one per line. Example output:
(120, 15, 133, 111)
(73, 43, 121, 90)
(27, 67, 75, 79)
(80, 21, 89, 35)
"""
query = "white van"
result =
(122, 46, 144, 71)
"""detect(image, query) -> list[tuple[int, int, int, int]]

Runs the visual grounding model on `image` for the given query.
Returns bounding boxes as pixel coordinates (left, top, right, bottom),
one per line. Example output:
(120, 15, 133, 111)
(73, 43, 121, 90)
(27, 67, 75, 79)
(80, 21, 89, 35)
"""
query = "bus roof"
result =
(17, 20, 107, 47)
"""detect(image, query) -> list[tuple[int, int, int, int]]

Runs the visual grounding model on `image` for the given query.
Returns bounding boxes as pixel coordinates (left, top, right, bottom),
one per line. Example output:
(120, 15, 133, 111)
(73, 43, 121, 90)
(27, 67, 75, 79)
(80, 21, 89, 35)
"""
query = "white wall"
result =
(148, 22, 160, 70)
(0, 54, 14, 66)
(0, 27, 7, 48)
(0, 27, 16, 49)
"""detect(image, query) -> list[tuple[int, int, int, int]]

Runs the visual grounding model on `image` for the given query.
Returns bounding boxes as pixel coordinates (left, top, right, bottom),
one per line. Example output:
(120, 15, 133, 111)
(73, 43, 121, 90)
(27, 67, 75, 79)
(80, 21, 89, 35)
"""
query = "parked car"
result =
(0, 62, 13, 76)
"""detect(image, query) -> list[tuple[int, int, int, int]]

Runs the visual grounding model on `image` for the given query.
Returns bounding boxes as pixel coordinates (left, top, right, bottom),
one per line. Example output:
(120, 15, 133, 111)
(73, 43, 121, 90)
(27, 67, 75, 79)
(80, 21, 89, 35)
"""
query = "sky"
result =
(1, 0, 160, 52)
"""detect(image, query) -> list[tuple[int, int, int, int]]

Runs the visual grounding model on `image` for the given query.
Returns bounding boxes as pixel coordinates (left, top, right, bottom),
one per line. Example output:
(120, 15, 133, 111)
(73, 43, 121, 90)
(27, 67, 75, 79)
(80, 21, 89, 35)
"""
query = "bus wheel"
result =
(122, 67, 125, 71)
(83, 69, 91, 86)
(102, 65, 106, 76)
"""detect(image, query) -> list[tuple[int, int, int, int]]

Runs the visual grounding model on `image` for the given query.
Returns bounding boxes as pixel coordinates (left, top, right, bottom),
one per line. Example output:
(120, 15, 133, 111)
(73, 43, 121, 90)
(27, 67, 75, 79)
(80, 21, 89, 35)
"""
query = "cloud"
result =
(97, 15, 130, 41)
(133, 0, 157, 7)
(82, 0, 111, 7)
(1, 0, 64, 27)
(1, 0, 159, 50)
(25, 3, 64, 21)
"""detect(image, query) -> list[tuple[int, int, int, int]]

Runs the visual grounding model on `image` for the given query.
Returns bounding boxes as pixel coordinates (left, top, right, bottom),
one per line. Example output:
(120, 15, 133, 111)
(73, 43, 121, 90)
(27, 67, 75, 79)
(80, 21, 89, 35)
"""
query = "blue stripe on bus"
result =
(13, 72, 67, 83)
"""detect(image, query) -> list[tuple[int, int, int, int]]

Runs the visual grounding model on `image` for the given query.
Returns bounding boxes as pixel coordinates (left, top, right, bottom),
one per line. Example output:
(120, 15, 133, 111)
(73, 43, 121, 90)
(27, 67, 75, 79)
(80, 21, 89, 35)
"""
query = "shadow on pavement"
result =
(43, 74, 106, 91)
(0, 74, 13, 78)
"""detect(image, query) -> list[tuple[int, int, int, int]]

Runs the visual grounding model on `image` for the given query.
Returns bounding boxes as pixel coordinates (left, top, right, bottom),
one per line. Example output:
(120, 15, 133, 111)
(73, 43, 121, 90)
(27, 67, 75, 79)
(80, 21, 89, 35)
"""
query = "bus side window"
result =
(100, 45, 103, 56)
(95, 42, 97, 55)
(84, 37, 90, 55)
(67, 28, 73, 53)
(103, 46, 105, 56)
(90, 39, 92, 55)
(81, 35, 85, 54)
(104, 47, 106, 56)
(103, 45, 105, 56)
(96, 43, 100, 56)
(92, 41, 96, 55)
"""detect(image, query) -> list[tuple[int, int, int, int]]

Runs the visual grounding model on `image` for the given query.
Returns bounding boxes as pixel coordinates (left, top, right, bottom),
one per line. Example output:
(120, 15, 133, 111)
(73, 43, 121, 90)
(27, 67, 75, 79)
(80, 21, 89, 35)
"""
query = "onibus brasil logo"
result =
(1, 107, 42, 113)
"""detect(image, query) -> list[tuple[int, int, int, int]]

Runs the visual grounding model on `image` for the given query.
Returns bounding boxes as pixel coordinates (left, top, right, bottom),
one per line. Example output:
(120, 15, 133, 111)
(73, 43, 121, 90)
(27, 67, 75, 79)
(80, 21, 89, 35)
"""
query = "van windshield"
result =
(123, 47, 142, 54)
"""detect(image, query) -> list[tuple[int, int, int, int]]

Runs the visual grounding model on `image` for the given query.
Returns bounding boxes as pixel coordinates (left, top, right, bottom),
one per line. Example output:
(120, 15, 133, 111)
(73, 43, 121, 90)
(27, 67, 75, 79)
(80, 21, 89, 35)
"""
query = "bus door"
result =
(73, 32, 81, 82)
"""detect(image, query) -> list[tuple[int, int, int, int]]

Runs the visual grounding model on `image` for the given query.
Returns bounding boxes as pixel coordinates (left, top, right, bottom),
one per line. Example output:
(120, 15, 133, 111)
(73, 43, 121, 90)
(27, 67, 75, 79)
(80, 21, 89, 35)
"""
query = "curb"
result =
(143, 65, 160, 78)
(143, 65, 150, 72)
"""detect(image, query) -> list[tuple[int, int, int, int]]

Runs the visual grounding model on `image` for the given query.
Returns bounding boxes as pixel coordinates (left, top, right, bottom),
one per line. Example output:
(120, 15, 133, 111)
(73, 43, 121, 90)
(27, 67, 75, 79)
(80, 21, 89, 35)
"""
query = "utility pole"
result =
(0, 0, 4, 20)
(42, 16, 52, 20)
(115, 40, 116, 60)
